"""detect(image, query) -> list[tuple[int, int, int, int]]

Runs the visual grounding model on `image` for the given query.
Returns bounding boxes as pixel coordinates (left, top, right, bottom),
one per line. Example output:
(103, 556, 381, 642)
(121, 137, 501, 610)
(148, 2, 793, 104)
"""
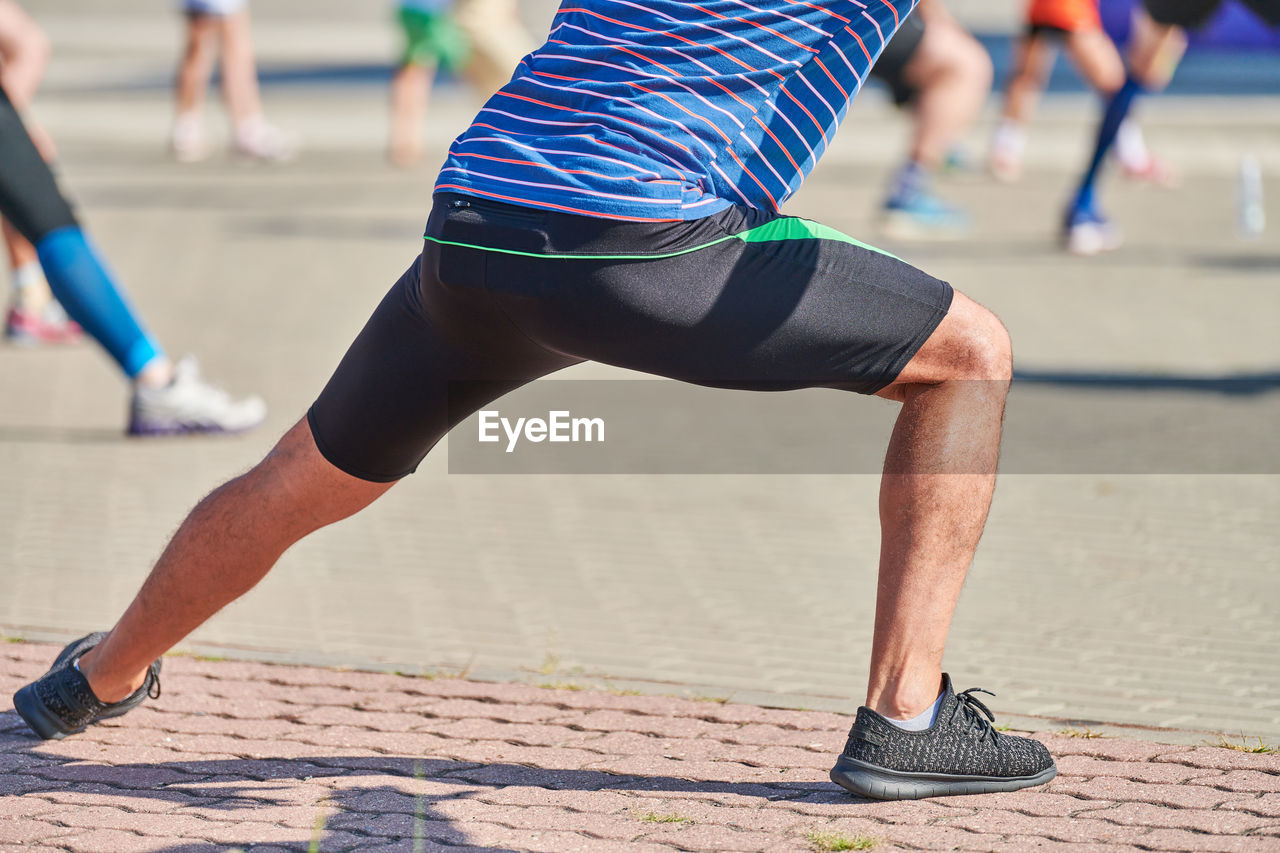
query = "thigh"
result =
(307, 248, 581, 482)
(491, 218, 953, 395)
(1064, 28, 1125, 93)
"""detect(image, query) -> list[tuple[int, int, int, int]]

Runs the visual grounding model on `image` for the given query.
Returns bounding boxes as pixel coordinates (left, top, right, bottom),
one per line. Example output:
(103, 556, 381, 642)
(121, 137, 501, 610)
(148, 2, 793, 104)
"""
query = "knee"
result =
(932, 295, 1012, 385)
(953, 304, 1012, 385)
(960, 36, 994, 92)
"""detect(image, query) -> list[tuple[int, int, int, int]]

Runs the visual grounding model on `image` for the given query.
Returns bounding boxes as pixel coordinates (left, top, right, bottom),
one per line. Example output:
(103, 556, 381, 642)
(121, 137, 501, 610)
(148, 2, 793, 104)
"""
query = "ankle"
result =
(134, 357, 174, 389)
(867, 671, 945, 721)
(76, 646, 147, 704)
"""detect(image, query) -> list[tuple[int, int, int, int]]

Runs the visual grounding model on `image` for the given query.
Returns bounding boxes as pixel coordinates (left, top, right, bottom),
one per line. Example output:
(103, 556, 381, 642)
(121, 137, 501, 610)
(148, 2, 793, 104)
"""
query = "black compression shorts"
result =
(307, 194, 953, 482)
(0, 86, 78, 243)
(869, 11, 927, 106)
(1143, 0, 1280, 28)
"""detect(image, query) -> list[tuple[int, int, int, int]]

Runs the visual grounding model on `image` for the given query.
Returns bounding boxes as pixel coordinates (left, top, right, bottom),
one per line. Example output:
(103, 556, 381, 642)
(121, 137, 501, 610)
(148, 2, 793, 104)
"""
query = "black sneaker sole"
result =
(830, 755, 1057, 800)
(12, 683, 79, 740)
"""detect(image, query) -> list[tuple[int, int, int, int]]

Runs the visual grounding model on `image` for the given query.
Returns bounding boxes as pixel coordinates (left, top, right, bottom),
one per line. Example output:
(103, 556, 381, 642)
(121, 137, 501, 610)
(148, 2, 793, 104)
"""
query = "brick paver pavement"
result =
(3, 642, 1278, 852)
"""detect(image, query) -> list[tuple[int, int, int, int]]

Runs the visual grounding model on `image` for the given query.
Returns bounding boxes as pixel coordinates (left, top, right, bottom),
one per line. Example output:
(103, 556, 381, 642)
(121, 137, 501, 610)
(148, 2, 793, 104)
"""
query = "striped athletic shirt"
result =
(435, 0, 918, 221)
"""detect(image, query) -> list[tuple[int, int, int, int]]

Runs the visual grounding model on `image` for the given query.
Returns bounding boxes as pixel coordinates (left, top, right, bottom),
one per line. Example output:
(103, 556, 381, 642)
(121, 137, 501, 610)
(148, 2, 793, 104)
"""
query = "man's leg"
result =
(20, 247, 580, 730)
(78, 417, 393, 701)
(864, 291, 1012, 719)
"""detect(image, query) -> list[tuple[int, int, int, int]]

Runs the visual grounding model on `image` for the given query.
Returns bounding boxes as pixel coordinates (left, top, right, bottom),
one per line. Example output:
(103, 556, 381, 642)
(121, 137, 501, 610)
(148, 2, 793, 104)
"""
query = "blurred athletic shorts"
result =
(397, 2, 469, 70)
(1143, 0, 1280, 28)
(180, 0, 247, 16)
(451, 0, 535, 94)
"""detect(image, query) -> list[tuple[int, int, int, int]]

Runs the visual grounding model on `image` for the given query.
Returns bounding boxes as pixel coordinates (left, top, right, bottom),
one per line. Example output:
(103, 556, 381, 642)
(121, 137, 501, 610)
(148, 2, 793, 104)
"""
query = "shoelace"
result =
(146, 661, 162, 701)
(949, 687, 999, 745)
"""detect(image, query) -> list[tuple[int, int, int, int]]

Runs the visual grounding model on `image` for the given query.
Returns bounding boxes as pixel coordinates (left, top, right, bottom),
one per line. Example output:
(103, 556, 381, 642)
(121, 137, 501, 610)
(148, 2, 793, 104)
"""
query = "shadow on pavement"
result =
(1014, 368, 1280, 396)
(0, 426, 130, 444)
(0, 713, 850, 852)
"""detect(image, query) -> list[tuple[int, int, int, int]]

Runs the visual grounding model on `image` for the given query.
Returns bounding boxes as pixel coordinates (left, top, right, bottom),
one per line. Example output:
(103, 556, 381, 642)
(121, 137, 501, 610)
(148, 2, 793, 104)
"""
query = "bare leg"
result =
(174, 14, 219, 118)
(865, 291, 1012, 719)
(902, 6, 992, 170)
(389, 62, 435, 167)
(78, 418, 393, 701)
(217, 8, 264, 128)
(0, 0, 50, 107)
(1000, 32, 1058, 126)
(3, 220, 34, 271)
(1062, 28, 1125, 95)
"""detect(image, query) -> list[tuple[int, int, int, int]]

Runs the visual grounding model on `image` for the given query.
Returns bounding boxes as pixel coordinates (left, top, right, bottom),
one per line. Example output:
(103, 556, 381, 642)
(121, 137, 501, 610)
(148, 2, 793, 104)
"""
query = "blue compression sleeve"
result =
(1073, 77, 1145, 213)
(36, 226, 164, 377)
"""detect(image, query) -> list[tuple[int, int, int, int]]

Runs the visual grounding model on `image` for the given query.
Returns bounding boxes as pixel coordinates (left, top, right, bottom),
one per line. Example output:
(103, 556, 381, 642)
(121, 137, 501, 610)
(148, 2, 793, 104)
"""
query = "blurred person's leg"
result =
(217, 5, 296, 162)
(990, 29, 1059, 181)
(389, 62, 435, 168)
(1065, 3, 1192, 254)
(0, 0, 78, 341)
(876, 1, 993, 240)
(388, 4, 457, 168)
(0, 0, 49, 106)
(0, 85, 266, 431)
(173, 10, 220, 162)
(452, 0, 534, 97)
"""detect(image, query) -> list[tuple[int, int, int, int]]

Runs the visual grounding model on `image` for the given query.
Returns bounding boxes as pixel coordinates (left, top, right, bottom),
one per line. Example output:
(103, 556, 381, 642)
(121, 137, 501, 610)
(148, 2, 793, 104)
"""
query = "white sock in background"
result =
(1115, 119, 1150, 171)
(11, 261, 51, 312)
(991, 119, 1027, 160)
(884, 690, 946, 732)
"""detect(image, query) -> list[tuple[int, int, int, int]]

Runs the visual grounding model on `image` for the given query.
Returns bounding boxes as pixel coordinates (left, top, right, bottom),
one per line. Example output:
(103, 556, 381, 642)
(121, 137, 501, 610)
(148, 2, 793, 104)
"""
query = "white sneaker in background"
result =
(170, 112, 211, 164)
(128, 355, 267, 436)
(233, 116, 299, 164)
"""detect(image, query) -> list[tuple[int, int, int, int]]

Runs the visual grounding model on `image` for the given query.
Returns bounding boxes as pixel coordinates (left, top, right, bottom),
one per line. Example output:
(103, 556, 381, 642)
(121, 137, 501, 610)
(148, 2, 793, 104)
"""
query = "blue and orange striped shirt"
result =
(435, 0, 917, 221)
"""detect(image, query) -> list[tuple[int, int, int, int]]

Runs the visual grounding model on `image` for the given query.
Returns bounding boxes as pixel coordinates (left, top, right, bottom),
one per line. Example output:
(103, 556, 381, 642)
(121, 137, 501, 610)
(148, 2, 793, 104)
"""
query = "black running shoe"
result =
(12, 633, 161, 740)
(830, 673, 1056, 800)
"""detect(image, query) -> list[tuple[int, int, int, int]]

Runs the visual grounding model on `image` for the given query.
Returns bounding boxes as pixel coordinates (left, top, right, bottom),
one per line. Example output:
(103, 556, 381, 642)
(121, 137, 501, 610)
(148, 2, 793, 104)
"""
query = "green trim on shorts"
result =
(732, 217, 901, 261)
(423, 216, 899, 261)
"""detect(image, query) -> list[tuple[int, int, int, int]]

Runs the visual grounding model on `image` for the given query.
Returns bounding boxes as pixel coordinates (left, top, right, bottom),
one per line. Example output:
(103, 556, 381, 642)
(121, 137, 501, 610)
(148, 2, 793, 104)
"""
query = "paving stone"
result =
(1230, 794, 1280, 817)
(1056, 755, 1208, 783)
(474, 786, 640, 812)
(1154, 748, 1280, 773)
(1100, 801, 1276, 834)
(1050, 776, 1256, 810)
(942, 812, 1137, 844)
(636, 822, 788, 851)
(1186, 770, 1280, 793)
(55, 828, 171, 853)
(984, 838, 1147, 853)
(0, 819, 73, 846)
(875, 824, 1005, 850)
(1039, 737, 1187, 762)
(1136, 828, 1278, 852)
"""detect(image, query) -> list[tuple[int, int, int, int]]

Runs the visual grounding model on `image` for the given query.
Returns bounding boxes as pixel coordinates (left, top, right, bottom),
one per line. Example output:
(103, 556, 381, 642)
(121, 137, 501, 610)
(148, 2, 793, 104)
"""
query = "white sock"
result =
(1115, 120, 1149, 171)
(884, 690, 945, 732)
(991, 120, 1026, 159)
(11, 262, 51, 311)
